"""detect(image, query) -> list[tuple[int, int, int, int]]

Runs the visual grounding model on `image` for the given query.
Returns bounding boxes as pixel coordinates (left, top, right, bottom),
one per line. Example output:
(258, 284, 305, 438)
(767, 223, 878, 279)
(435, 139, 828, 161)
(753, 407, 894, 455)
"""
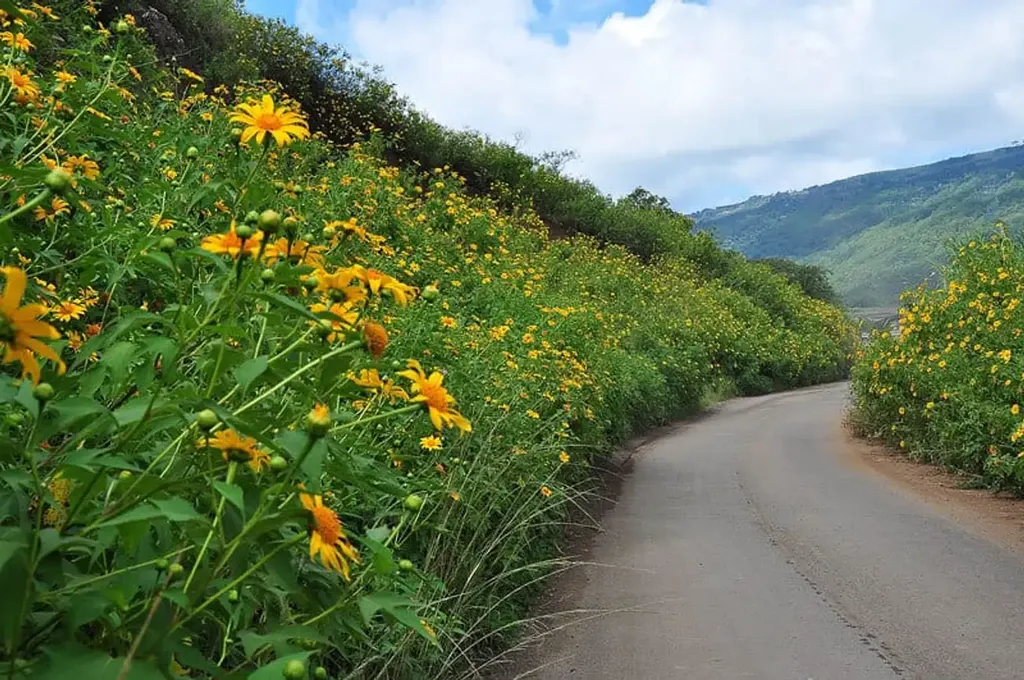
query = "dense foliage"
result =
(694, 145, 1024, 307)
(850, 229, 1024, 493)
(0, 3, 854, 679)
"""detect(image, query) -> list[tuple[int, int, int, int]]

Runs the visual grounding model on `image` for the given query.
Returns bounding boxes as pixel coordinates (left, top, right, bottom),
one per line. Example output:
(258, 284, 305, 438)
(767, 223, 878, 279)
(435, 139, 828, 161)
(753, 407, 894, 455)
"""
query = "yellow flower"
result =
(309, 301, 359, 343)
(150, 214, 176, 231)
(526, 409, 540, 419)
(5, 66, 39, 100)
(1, 32, 33, 51)
(420, 434, 443, 450)
(440, 316, 457, 329)
(202, 429, 270, 473)
(1013, 404, 1020, 416)
(178, 67, 204, 83)
(33, 196, 70, 222)
(263, 238, 325, 267)
(349, 265, 416, 307)
(398, 359, 471, 433)
(51, 300, 86, 322)
(540, 485, 552, 497)
(0, 267, 64, 384)
(229, 94, 310, 147)
(200, 222, 263, 259)
(559, 451, 570, 463)
(300, 491, 359, 579)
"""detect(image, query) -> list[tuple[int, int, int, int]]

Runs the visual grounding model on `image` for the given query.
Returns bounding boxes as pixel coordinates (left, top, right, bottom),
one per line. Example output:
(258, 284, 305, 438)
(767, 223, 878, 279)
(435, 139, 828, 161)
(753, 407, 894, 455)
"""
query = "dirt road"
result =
(501, 383, 1024, 679)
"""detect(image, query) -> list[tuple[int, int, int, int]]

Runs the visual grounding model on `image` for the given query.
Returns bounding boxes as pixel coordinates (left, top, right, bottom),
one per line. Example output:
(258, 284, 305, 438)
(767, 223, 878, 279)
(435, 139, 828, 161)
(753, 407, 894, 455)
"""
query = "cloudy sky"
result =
(243, 0, 1024, 212)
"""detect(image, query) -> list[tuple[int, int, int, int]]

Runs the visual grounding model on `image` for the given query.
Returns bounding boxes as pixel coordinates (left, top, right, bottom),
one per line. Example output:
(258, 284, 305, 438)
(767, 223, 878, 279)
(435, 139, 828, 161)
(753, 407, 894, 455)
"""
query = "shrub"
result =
(0, 4, 854, 678)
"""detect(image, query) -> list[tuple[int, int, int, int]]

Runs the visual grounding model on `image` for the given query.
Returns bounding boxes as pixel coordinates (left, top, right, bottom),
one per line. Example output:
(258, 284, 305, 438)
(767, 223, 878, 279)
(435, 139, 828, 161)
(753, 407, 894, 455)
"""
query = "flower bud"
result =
(314, 667, 328, 680)
(235, 224, 253, 240)
(228, 589, 240, 603)
(260, 268, 276, 283)
(167, 563, 184, 579)
(269, 455, 288, 472)
(158, 236, 176, 253)
(230, 128, 243, 144)
(114, 19, 130, 34)
(302, 276, 319, 291)
(32, 383, 55, 402)
(196, 409, 218, 430)
(258, 209, 281, 233)
(282, 660, 306, 679)
(421, 284, 440, 301)
(244, 210, 260, 225)
(185, 146, 200, 160)
(44, 169, 72, 195)
(305, 404, 331, 438)
(403, 494, 423, 511)
(398, 559, 414, 572)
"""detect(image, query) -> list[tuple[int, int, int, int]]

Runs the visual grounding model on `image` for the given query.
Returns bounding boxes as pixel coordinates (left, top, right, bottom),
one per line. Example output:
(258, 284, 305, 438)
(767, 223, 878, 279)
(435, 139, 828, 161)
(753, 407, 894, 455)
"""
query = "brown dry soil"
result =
(486, 383, 1024, 680)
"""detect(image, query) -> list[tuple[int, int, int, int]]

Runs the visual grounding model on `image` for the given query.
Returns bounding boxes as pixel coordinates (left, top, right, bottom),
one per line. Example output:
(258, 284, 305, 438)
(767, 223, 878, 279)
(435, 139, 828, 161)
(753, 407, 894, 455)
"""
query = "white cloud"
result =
(296, 0, 1024, 210)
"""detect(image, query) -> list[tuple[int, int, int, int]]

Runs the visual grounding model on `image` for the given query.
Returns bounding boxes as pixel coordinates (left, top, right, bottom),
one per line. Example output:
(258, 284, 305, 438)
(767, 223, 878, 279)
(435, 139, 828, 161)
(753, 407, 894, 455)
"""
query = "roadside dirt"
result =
(838, 423, 1024, 555)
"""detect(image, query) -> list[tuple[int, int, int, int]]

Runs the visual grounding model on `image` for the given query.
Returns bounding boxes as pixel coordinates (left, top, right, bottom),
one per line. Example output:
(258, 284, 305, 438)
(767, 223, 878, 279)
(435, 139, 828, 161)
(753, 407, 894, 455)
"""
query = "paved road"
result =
(502, 383, 1024, 679)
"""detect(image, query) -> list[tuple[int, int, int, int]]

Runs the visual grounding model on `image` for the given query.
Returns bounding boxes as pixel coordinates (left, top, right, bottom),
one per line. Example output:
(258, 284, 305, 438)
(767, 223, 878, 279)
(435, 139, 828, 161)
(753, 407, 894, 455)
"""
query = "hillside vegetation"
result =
(693, 145, 1024, 306)
(0, 2, 853, 679)
(850, 229, 1024, 494)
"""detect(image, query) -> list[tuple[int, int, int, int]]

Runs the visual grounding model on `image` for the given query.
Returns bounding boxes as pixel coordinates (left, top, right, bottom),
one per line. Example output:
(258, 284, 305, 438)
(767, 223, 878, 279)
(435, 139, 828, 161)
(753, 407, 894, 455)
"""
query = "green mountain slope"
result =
(692, 145, 1024, 306)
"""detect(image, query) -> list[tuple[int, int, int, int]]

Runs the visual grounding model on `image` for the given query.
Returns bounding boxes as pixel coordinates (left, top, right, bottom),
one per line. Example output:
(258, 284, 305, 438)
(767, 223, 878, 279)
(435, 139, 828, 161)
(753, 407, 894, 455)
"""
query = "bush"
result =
(851, 229, 1024, 492)
(0, 5, 854, 678)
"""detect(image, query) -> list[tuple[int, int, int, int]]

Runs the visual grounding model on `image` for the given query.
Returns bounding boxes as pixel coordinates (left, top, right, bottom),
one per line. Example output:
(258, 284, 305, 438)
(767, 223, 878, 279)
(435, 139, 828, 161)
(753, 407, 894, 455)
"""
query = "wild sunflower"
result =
(349, 265, 416, 307)
(420, 435, 442, 451)
(201, 221, 263, 259)
(5, 66, 39, 100)
(1, 32, 33, 51)
(314, 266, 365, 304)
(33, 196, 70, 223)
(0, 267, 64, 384)
(349, 368, 409, 402)
(263, 238, 325, 267)
(398, 359, 472, 433)
(309, 301, 360, 343)
(203, 429, 270, 473)
(229, 95, 310, 147)
(51, 300, 86, 322)
(300, 491, 359, 579)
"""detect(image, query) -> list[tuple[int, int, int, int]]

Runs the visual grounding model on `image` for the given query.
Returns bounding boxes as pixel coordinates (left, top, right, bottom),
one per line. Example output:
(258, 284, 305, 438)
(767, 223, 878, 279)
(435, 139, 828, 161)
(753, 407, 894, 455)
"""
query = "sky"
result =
(243, 0, 1024, 212)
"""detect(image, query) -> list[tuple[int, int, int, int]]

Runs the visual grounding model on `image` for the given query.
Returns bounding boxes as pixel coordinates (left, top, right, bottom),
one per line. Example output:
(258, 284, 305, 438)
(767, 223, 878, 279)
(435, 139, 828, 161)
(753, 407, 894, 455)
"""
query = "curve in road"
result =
(501, 383, 1024, 680)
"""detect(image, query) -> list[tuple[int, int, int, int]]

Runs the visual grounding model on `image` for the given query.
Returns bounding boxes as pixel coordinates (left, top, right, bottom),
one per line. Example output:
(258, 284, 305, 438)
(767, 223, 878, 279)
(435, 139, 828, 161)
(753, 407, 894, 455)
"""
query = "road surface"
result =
(501, 383, 1024, 679)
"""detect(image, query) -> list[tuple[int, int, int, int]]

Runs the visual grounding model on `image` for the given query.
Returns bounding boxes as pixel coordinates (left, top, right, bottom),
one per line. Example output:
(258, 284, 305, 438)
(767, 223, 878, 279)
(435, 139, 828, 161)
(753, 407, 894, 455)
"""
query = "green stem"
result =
(183, 462, 237, 593)
(232, 341, 361, 418)
(48, 547, 193, 597)
(170, 534, 304, 633)
(332, 404, 421, 433)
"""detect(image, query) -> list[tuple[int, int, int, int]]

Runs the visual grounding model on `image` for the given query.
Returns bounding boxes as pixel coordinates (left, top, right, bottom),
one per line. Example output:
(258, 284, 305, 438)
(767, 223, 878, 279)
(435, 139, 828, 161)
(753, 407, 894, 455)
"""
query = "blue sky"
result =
(242, 0, 1024, 212)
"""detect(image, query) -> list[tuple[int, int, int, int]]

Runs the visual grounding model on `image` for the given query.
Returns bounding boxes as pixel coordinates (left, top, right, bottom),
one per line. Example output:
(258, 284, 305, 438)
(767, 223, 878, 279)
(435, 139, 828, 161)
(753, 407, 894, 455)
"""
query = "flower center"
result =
(255, 113, 283, 131)
(0, 312, 15, 343)
(421, 383, 449, 413)
(311, 505, 341, 545)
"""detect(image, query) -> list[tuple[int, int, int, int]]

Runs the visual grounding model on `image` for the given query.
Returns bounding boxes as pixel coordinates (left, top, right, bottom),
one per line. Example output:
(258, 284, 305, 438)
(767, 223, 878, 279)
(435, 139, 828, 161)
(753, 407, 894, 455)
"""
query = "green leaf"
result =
(358, 591, 435, 642)
(239, 627, 326, 659)
(362, 536, 397, 576)
(93, 505, 163, 529)
(151, 497, 203, 523)
(214, 481, 245, 515)
(47, 397, 110, 433)
(0, 539, 27, 573)
(112, 396, 165, 427)
(101, 341, 137, 387)
(256, 292, 322, 322)
(234, 356, 269, 391)
(39, 643, 166, 679)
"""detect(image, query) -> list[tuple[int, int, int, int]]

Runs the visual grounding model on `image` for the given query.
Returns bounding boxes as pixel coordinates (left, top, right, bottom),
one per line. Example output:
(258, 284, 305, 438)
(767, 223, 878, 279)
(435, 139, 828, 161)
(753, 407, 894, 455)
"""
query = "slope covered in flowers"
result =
(0, 4, 855, 678)
(851, 229, 1024, 493)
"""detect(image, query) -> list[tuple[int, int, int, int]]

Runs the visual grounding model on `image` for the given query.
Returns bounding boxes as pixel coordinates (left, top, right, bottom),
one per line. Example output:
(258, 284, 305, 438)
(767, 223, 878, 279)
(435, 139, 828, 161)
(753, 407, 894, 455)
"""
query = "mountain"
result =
(692, 145, 1024, 307)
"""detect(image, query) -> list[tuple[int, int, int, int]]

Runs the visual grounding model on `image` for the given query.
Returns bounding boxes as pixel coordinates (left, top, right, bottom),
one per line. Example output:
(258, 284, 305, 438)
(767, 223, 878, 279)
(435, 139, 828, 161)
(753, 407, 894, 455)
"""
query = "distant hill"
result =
(692, 145, 1024, 306)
